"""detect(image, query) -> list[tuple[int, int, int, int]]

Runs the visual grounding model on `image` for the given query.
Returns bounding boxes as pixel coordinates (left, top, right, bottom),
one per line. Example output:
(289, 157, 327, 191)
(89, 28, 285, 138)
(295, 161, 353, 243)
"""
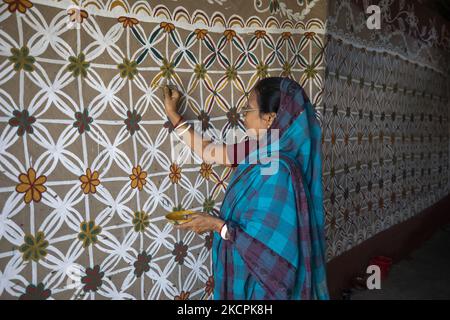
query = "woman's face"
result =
(243, 89, 276, 138)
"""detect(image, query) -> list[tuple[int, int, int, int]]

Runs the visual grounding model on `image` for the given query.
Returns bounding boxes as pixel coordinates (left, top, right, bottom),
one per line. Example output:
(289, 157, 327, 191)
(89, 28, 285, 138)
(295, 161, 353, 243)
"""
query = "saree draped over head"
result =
(212, 77, 329, 300)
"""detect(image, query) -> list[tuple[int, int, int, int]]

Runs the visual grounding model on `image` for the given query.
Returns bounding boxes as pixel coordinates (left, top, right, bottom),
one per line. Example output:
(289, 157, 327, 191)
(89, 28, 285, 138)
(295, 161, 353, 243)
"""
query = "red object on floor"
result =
(369, 256, 393, 279)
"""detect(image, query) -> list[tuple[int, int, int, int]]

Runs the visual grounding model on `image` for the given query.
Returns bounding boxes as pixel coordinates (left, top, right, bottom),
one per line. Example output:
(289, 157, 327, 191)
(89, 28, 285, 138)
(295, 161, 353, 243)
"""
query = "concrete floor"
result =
(351, 224, 450, 300)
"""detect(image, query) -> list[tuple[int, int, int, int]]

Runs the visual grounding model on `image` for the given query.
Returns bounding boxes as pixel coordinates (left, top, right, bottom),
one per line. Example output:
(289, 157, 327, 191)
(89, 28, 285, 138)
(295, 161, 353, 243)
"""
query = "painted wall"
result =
(0, 0, 448, 300)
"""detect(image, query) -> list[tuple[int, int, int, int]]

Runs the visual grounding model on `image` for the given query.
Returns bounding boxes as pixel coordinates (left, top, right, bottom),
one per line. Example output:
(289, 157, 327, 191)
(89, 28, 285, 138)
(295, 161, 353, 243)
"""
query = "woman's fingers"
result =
(175, 221, 192, 229)
(174, 218, 198, 230)
(161, 85, 181, 99)
(171, 88, 181, 99)
(162, 85, 171, 99)
(174, 215, 205, 234)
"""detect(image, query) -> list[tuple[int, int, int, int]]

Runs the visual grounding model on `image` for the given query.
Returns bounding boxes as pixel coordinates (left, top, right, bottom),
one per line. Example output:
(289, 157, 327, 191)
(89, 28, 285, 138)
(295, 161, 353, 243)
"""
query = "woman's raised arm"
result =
(162, 85, 233, 166)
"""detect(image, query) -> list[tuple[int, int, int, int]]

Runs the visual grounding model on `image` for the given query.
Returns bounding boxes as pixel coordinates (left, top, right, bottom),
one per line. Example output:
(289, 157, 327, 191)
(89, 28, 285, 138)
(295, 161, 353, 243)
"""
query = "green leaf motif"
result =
(117, 58, 138, 80)
(67, 52, 90, 78)
(19, 231, 49, 262)
(78, 220, 102, 248)
(8, 46, 35, 72)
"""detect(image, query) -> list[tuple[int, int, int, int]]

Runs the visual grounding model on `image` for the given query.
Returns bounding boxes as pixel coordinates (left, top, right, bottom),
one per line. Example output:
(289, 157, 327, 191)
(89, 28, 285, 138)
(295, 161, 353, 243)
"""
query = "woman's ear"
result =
(262, 112, 277, 128)
(269, 112, 277, 120)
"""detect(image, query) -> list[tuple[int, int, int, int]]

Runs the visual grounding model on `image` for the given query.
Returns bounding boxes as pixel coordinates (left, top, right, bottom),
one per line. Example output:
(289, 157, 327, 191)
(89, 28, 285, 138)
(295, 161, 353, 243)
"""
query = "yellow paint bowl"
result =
(165, 210, 195, 225)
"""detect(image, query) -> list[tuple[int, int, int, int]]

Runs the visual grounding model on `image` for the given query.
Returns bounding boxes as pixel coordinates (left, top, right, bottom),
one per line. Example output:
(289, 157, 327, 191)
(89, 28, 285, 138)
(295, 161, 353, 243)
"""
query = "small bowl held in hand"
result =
(165, 210, 195, 225)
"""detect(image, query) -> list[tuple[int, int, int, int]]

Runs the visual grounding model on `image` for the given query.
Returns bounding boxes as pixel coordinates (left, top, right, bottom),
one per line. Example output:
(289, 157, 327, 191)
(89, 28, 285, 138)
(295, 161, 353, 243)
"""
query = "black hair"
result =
(253, 77, 283, 116)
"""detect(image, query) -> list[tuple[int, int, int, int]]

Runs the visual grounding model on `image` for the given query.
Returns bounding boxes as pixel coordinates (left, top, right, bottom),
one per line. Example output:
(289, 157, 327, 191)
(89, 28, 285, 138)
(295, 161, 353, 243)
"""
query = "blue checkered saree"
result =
(211, 78, 329, 300)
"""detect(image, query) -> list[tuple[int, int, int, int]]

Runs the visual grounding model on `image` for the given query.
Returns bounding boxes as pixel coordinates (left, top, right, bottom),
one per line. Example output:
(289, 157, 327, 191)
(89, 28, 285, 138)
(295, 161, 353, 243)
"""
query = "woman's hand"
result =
(162, 85, 181, 116)
(174, 212, 224, 235)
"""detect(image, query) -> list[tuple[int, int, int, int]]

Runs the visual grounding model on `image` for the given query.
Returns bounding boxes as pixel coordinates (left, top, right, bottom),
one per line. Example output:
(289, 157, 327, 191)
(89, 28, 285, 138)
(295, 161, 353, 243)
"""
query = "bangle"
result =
(219, 222, 228, 240)
(176, 121, 191, 136)
(175, 120, 187, 130)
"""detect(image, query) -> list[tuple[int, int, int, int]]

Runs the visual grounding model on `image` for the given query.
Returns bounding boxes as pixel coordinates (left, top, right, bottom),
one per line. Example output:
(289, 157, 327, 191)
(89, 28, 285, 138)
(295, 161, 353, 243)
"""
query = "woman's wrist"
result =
(172, 115, 185, 129)
(168, 112, 181, 126)
(213, 218, 226, 233)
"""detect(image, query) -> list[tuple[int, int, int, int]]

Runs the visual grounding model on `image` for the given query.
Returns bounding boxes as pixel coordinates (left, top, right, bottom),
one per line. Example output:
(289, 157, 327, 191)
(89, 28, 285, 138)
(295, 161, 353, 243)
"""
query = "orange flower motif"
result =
(67, 7, 89, 24)
(194, 29, 208, 40)
(79, 168, 100, 194)
(281, 32, 292, 40)
(16, 168, 47, 204)
(117, 16, 139, 28)
(254, 30, 266, 39)
(199, 162, 212, 180)
(223, 29, 236, 41)
(169, 163, 182, 184)
(129, 165, 147, 191)
(4, 0, 32, 14)
(304, 32, 316, 40)
(160, 22, 175, 33)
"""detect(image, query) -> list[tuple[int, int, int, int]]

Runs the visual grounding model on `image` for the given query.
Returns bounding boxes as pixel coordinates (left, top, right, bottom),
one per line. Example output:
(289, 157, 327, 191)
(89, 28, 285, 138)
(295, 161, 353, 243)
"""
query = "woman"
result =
(162, 77, 329, 300)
